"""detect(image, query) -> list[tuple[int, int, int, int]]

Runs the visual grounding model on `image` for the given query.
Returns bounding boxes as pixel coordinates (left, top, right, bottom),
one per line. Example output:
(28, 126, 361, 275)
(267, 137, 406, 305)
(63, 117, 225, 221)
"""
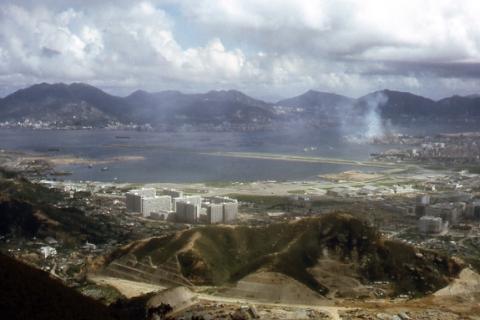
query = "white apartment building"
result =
(141, 195, 172, 217)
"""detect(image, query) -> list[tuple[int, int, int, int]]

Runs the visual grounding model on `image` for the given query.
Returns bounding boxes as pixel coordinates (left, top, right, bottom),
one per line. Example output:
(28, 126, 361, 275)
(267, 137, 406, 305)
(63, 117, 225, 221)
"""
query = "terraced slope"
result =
(105, 213, 462, 296)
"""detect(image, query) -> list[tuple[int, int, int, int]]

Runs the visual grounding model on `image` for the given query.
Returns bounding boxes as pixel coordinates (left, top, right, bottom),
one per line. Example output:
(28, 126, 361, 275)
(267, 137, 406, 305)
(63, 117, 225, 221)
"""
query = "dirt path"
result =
(177, 231, 200, 253)
(198, 293, 345, 319)
(88, 275, 347, 318)
(88, 275, 166, 298)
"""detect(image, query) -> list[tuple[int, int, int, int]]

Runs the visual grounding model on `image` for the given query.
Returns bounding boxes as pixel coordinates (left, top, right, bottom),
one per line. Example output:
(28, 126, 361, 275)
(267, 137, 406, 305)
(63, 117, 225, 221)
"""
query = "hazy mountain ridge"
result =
(276, 90, 355, 112)
(0, 83, 132, 126)
(124, 89, 274, 126)
(1, 83, 479, 129)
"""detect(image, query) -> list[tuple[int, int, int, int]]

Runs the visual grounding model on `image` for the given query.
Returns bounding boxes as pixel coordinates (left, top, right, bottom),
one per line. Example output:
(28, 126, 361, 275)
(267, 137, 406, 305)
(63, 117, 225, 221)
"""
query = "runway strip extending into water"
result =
(203, 151, 398, 168)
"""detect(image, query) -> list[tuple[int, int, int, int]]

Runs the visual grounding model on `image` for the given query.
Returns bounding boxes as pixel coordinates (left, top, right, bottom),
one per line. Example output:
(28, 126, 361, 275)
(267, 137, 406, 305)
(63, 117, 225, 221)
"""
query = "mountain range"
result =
(0, 82, 479, 129)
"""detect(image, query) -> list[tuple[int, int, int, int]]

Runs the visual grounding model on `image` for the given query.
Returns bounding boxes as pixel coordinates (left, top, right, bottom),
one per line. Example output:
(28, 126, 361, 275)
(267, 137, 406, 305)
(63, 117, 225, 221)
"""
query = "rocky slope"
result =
(104, 213, 463, 297)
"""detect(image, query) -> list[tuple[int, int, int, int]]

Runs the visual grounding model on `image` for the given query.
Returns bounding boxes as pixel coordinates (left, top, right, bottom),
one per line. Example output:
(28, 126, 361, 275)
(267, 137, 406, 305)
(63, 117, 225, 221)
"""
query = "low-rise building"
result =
(150, 210, 174, 221)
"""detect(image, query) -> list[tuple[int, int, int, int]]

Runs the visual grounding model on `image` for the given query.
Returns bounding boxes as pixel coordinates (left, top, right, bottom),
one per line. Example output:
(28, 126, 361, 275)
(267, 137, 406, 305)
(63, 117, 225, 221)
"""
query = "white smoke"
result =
(364, 92, 388, 140)
(343, 92, 390, 144)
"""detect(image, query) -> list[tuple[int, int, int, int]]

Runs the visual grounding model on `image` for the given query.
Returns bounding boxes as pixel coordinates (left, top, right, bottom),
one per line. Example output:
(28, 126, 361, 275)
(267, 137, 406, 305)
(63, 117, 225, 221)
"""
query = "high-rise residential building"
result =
(418, 216, 444, 233)
(206, 203, 224, 224)
(172, 195, 201, 211)
(223, 201, 238, 223)
(203, 196, 238, 223)
(185, 202, 200, 224)
(126, 189, 237, 224)
(141, 195, 172, 217)
(176, 201, 200, 224)
(425, 203, 460, 225)
(126, 188, 156, 213)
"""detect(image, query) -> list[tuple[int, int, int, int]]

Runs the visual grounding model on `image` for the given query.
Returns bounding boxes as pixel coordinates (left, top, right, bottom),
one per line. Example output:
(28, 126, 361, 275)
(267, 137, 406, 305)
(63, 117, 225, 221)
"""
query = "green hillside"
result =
(0, 169, 124, 245)
(108, 213, 462, 296)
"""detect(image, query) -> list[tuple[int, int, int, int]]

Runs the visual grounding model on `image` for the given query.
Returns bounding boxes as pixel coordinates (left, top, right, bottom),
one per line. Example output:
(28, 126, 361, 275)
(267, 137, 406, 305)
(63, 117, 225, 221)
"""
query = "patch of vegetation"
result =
(287, 189, 307, 194)
(0, 174, 125, 244)
(0, 253, 121, 320)
(114, 213, 462, 296)
(78, 283, 125, 305)
(0, 177, 62, 205)
(0, 168, 19, 179)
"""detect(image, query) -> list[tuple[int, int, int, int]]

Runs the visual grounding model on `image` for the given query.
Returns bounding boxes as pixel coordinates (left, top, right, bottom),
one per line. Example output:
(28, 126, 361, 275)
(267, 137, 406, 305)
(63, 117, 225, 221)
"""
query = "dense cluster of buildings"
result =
(372, 133, 480, 165)
(326, 184, 415, 198)
(125, 188, 238, 224)
(415, 193, 480, 234)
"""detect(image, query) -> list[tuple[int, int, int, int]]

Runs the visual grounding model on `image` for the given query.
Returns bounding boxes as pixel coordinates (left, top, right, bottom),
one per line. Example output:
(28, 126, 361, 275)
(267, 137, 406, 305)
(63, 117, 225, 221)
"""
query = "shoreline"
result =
(0, 147, 438, 199)
(202, 151, 400, 168)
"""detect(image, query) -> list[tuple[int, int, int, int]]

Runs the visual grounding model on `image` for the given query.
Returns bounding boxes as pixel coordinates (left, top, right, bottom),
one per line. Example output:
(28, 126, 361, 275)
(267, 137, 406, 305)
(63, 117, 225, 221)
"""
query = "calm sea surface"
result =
(0, 128, 394, 183)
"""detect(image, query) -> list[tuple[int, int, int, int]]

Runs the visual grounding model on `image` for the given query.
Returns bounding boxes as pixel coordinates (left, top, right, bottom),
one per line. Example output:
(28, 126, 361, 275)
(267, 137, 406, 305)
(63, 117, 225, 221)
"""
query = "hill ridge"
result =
(2, 82, 479, 128)
(103, 213, 463, 297)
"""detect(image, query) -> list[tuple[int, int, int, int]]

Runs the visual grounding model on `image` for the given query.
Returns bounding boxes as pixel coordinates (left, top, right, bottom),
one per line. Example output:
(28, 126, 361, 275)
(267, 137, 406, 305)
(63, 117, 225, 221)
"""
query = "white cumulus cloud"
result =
(0, 0, 479, 100)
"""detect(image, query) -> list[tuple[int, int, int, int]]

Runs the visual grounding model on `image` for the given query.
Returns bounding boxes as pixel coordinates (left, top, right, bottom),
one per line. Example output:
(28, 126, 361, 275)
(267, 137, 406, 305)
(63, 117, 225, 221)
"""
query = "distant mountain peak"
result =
(205, 89, 248, 97)
(127, 89, 150, 98)
(276, 89, 353, 110)
(304, 89, 331, 95)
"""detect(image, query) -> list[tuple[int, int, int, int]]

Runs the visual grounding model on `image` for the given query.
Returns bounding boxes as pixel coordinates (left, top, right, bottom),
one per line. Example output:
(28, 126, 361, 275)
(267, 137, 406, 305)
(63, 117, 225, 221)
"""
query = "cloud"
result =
(181, 0, 480, 61)
(0, 0, 479, 99)
(0, 1, 258, 94)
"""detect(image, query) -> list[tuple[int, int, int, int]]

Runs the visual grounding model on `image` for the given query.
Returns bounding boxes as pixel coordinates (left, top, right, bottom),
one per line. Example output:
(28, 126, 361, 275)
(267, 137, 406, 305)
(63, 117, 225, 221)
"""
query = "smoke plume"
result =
(343, 92, 391, 144)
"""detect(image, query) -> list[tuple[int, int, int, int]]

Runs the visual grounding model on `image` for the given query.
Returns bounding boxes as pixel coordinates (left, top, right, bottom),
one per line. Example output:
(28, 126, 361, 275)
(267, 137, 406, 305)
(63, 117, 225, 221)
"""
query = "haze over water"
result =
(0, 128, 396, 183)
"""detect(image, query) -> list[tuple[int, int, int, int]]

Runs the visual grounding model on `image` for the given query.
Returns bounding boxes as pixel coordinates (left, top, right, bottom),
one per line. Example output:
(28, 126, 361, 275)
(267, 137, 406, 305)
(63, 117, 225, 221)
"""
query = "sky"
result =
(0, 0, 480, 101)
